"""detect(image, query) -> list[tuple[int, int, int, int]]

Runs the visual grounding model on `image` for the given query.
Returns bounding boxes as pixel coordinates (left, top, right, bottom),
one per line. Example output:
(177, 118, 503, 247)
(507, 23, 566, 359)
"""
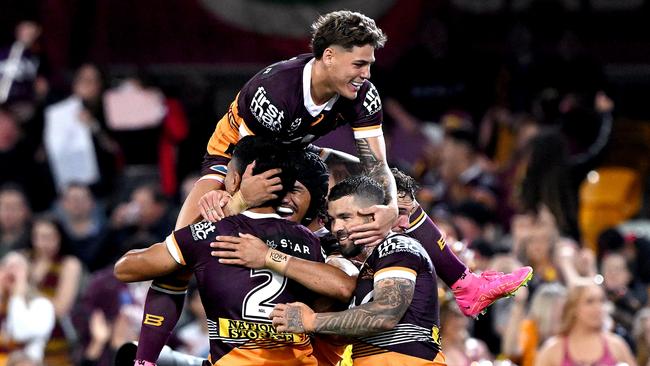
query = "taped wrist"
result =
(225, 191, 248, 215)
(265, 249, 291, 275)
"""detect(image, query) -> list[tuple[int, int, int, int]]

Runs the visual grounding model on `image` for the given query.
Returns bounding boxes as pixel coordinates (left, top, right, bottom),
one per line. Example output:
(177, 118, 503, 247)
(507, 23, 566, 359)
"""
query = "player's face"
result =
(326, 44, 375, 100)
(393, 192, 417, 233)
(277, 181, 311, 223)
(328, 195, 367, 257)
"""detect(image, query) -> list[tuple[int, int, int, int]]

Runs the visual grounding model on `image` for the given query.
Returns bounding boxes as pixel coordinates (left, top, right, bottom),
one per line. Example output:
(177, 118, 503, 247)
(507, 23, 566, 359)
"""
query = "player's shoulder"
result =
(353, 80, 382, 117)
(375, 234, 426, 259)
(253, 54, 311, 82)
(185, 220, 219, 242)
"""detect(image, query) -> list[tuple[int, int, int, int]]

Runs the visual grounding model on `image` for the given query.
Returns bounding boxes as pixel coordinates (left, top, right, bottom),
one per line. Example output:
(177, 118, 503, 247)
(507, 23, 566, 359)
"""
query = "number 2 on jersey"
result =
(242, 269, 287, 321)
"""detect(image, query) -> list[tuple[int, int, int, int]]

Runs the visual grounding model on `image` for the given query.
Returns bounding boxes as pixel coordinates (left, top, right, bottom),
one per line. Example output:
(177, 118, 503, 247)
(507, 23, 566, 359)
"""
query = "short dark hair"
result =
(328, 175, 384, 207)
(311, 10, 387, 59)
(295, 152, 329, 224)
(231, 136, 298, 208)
(391, 168, 419, 200)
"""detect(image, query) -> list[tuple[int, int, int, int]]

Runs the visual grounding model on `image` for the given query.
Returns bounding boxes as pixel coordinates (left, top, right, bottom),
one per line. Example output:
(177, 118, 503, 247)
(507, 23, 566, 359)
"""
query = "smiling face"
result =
(327, 195, 370, 258)
(323, 44, 375, 100)
(277, 181, 312, 223)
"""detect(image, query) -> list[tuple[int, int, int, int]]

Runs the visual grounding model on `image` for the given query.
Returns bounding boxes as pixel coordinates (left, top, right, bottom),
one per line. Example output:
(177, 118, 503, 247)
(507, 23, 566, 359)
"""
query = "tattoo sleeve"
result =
(355, 137, 396, 203)
(312, 277, 415, 337)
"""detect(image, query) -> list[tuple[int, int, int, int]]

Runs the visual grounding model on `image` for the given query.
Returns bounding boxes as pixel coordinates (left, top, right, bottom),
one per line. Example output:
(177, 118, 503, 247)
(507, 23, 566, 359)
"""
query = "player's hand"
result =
(198, 190, 231, 222)
(348, 204, 397, 246)
(239, 161, 283, 207)
(270, 302, 315, 333)
(210, 233, 267, 269)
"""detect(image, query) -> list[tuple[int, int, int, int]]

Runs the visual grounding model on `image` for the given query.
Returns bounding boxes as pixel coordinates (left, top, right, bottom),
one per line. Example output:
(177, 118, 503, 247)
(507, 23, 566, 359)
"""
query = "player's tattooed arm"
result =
(350, 135, 398, 246)
(271, 277, 414, 336)
(355, 137, 394, 201)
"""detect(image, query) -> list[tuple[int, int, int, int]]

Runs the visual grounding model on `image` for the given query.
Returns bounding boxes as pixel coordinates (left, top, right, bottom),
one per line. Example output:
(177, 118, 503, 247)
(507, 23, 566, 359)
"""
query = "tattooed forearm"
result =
(356, 138, 382, 175)
(355, 137, 396, 203)
(312, 278, 415, 337)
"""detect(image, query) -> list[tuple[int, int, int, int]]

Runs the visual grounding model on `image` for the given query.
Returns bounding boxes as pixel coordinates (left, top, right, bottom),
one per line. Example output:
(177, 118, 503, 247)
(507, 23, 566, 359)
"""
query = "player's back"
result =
(167, 211, 322, 365)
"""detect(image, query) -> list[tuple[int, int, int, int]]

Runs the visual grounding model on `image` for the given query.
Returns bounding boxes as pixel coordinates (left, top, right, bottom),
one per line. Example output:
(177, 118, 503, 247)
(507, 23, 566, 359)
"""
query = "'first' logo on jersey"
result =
(251, 86, 284, 132)
(363, 84, 381, 115)
(190, 221, 216, 241)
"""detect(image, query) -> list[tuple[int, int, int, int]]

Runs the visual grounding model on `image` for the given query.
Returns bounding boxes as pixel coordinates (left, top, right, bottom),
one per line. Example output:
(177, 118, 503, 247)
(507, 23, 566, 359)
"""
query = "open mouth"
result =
(349, 81, 363, 92)
(276, 206, 295, 218)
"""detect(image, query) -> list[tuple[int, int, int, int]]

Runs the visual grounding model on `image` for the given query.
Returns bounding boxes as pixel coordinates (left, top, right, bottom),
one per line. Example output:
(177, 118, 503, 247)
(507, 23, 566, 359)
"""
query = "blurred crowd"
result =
(1, 13, 650, 366)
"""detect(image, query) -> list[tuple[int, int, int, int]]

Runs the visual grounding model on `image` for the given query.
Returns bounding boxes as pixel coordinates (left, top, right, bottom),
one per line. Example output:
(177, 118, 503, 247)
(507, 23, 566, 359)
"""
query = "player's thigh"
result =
(176, 178, 224, 229)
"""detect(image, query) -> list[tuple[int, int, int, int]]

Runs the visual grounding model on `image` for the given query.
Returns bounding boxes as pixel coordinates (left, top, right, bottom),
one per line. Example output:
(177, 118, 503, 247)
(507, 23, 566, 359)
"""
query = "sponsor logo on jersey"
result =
(190, 221, 216, 241)
(250, 86, 284, 132)
(377, 236, 421, 258)
(218, 318, 306, 343)
(363, 84, 381, 115)
(288, 117, 301, 134)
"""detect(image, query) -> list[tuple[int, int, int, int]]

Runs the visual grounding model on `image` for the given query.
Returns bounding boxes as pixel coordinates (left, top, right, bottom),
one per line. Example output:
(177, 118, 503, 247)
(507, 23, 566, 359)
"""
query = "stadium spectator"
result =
(0, 184, 31, 257)
(0, 251, 55, 363)
(534, 280, 637, 366)
(27, 215, 82, 365)
(52, 183, 107, 269)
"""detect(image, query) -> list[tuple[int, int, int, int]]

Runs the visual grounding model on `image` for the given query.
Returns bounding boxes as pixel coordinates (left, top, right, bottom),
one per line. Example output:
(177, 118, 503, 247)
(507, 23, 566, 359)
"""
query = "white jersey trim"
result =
(374, 269, 417, 283)
(303, 59, 338, 116)
(165, 235, 184, 265)
(353, 126, 383, 139)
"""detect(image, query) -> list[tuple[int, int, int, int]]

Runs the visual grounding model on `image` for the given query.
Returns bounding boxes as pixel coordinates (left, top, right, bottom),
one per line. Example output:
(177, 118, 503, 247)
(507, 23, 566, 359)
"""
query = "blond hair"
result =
(559, 279, 603, 335)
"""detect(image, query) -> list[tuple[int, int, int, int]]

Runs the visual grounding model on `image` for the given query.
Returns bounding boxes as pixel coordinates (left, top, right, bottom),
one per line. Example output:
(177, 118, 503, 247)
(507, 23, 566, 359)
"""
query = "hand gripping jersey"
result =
(350, 234, 445, 366)
(201, 54, 383, 182)
(164, 211, 323, 365)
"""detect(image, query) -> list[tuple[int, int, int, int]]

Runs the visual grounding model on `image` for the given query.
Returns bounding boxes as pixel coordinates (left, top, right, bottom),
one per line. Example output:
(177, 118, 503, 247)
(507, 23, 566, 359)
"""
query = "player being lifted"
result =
(132, 9, 532, 365)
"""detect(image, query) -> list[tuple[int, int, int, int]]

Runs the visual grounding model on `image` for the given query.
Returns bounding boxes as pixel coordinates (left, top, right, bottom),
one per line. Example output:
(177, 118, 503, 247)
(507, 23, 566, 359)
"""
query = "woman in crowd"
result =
(535, 280, 637, 366)
(0, 251, 55, 363)
(27, 215, 82, 365)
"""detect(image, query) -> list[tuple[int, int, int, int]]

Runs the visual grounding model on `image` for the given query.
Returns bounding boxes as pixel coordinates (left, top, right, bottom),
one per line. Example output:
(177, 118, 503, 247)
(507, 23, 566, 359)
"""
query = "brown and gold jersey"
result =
(202, 54, 383, 182)
(350, 234, 442, 364)
(165, 211, 323, 365)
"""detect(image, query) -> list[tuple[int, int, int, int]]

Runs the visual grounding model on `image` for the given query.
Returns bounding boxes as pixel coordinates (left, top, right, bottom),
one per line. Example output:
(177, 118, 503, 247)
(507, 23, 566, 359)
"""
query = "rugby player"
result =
(270, 176, 446, 365)
(182, 10, 397, 244)
(114, 136, 349, 365)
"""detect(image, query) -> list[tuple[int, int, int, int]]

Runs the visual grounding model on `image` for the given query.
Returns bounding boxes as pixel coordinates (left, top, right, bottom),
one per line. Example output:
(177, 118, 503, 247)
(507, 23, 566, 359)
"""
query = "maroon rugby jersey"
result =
(350, 233, 442, 364)
(202, 54, 383, 181)
(164, 211, 323, 365)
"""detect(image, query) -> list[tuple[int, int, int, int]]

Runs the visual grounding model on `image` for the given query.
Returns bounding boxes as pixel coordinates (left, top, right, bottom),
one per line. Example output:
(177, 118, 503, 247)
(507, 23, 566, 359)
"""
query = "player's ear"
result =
(231, 171, 242, 192)
(323, 47, 334, 66)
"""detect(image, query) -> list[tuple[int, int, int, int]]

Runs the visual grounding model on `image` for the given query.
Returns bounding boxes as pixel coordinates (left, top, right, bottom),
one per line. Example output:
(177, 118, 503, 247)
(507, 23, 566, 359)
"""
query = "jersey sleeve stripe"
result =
(198, 173, 226, 183)
(239, 120, 255, 137)
(353, 126, 383, 139)
(405, 210, 426, 233)
(374, 267, 417, 283)
(165, 234, 186, 265)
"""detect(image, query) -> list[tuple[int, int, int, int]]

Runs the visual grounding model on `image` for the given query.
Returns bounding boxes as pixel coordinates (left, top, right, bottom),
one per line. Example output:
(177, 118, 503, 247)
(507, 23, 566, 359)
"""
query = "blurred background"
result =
(1, 1, 650, 365)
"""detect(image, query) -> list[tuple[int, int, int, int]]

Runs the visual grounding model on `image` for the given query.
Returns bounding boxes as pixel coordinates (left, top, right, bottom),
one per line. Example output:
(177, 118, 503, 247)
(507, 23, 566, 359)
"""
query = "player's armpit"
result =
(114, 242, 182, 282)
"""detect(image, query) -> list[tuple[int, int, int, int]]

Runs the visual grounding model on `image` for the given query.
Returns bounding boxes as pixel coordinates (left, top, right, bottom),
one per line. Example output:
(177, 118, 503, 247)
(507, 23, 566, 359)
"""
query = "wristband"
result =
(225, 191, 248, 215)
(265, 249, 291, 275)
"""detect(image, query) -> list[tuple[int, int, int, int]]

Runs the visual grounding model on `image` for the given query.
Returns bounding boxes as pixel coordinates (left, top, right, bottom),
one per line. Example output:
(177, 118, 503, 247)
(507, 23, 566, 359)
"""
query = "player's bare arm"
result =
(349, 135, 398, 245)
(114, 242, 182, 282)
(271, 277, 414, 336)
(210, 233, 356, 302)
